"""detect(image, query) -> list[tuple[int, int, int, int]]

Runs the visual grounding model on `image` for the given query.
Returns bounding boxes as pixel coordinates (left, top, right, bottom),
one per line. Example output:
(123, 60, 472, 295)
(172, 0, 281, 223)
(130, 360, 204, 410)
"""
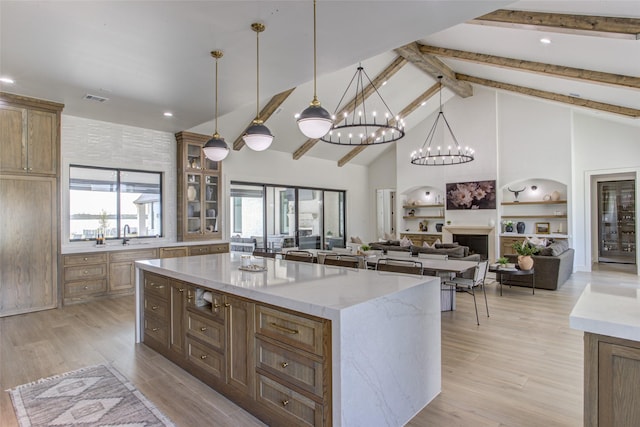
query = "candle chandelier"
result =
(410, 76, 474, 166)
(321, 65, 405, 146)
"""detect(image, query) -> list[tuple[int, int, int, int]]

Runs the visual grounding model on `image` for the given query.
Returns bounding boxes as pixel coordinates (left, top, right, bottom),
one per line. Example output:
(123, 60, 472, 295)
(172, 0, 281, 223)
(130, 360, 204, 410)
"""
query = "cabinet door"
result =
(0, 175, 57, 316)
(598, 341, 640, 426)
(203, 173, 219, 235)
(160, 246, 189, 258)
(27, 110, 57, 175)
(0, 105, 27, 173)
(109, 261, 135, 292)
(225, 295, 255, 397)
(170, 281, 186, 356)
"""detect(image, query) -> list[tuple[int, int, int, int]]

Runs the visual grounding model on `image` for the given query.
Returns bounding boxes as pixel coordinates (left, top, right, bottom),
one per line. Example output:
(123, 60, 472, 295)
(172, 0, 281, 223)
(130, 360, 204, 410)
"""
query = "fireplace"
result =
(454, 234, 488, 260)
(441, 225, 496, 262)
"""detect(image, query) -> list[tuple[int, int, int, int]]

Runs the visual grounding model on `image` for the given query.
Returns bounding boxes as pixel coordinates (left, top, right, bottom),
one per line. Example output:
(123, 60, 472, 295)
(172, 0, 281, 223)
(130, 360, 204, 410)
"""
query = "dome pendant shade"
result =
(297, 102, 333, 139)
(243, 120, 273, 151)
(203, 133, 229, 161)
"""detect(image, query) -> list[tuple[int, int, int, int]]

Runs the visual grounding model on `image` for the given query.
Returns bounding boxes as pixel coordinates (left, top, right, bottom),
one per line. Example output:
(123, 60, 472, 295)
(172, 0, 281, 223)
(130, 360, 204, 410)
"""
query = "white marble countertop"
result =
(570, 282, 640, 342)
(136, 252, 439, 321)
(62, 239, 228, 255)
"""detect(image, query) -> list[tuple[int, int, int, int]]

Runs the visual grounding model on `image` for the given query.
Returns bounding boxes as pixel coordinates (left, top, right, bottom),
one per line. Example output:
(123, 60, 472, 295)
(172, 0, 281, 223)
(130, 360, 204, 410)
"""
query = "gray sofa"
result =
(369, 240, 481, 261)
(503, 240, 574, 290)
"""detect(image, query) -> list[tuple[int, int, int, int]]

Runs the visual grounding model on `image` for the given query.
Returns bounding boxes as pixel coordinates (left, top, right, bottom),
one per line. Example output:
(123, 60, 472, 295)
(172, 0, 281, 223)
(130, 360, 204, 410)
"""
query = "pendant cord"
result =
(313, 0, 317, 100)
(215, 57, 219, 134)
(256, 27, 260, 120)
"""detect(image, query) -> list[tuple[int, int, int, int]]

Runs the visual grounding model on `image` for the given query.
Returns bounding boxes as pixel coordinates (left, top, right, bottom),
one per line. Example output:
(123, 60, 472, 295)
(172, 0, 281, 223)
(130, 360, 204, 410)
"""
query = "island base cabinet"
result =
(226, 295, 255, 397)
(585, 332, 640, 427)
(256, 373, 324, 427)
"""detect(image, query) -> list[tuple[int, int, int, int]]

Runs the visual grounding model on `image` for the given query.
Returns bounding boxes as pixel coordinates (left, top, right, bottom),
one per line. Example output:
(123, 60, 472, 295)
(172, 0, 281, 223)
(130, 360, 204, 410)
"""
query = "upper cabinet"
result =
(175, 132, 222, 241)
(0, 93, 62, 176)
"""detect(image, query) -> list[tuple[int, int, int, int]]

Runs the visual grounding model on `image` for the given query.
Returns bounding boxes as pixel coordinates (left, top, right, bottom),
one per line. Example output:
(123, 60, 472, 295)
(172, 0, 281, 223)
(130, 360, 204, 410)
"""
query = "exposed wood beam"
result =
(470, 9, 640, 40)
(232, 88, 295, 151)
(457, 73, 640, 118)
(337, 82, 441, 167)
(419, 44, 640, 91)
(292, 56, 407, 160)
(394, 42, 473, 98)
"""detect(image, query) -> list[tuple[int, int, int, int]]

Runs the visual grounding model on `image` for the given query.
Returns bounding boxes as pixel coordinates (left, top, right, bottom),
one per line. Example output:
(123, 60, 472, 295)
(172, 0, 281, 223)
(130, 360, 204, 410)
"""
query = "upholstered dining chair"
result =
(376, 258, 423, 275)
(283, 250, 315, 263)
(442, 261, 489, 325)
(323, 254, 360, 268)
(252, 249, 276, 258)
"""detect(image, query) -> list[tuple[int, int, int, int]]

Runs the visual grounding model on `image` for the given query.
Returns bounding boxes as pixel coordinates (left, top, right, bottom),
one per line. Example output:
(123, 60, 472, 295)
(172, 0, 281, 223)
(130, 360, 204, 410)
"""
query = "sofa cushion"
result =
(412, 245, 466, 258)
(435, 243, 459, 249)
(538, 240, 569, 256)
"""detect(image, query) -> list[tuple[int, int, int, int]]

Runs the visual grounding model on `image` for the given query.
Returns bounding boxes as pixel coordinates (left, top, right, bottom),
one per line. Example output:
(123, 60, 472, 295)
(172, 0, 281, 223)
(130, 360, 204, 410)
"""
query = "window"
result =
(69, 165, 162, 241)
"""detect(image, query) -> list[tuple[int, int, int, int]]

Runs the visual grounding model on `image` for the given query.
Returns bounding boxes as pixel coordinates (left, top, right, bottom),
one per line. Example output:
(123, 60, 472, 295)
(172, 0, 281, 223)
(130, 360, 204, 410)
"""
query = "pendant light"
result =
(296, 0, 333, 139)
(410, 76, 474, 166)
(243, 22, 273, 152)
(203, 50, 230, 161)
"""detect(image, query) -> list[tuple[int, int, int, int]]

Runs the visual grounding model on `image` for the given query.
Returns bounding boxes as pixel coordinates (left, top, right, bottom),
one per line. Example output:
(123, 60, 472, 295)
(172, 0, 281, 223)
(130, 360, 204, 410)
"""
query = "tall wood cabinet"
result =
(175, 132, 222, 241)
(0, 93, 63, 317)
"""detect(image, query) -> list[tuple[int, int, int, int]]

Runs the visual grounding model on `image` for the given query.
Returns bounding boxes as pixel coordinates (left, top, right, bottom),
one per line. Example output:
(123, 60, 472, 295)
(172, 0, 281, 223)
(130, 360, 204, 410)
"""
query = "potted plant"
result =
(358, 244, 371, 256)
(497, 257, 508, 266)
(512, 240, 539, 270)
(502, 220, 514, 233)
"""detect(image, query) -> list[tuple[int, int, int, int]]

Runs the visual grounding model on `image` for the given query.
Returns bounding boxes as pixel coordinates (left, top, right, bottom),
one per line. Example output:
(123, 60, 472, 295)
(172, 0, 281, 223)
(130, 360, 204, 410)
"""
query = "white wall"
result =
(367, 145, 397, 239)
(61, 115, 177, 253)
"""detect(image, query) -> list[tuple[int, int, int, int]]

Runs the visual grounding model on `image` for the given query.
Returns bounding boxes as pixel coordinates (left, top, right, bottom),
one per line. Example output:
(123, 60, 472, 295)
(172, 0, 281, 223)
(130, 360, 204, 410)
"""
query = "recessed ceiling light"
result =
(381, 80, 388, 86)
(163, 112, 173, 117)
(540, 37, 551, 44)
(0, 77, 15, 84)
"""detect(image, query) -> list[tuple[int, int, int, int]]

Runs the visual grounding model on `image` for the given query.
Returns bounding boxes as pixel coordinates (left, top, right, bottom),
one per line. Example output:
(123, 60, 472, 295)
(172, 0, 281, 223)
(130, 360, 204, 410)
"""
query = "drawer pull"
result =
(151, 283, 164, 289)
(83, 257, 88, 261)
(152, 328, 160, 332)
(281, 362, 289, 368)
(187, 296, 193, 301)
(200, 326, 208, 332)
(83, 286, 89, 290)
(178, 288, 184, 293)
(224, 303, 230, 308)
(200, 354, 208, 360)
(151, 305, 159, 310)
(213, 303, 220, 308)
(282, 400, 290, 407)
(269, 322, 299, 335)
(83, 270, 88, 274)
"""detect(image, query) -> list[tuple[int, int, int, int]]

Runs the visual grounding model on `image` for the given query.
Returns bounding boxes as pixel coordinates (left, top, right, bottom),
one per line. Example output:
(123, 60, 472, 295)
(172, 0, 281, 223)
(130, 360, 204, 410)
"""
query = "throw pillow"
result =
(350, 236, 363, 244)
(384, 232, 397, 241)
(400, 236, 413, 247)
(423, 238, 442, 248)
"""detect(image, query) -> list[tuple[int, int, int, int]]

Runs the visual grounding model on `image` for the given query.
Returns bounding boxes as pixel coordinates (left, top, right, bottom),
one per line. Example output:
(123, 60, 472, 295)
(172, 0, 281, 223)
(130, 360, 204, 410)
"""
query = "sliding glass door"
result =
(230, 181, 345, 252)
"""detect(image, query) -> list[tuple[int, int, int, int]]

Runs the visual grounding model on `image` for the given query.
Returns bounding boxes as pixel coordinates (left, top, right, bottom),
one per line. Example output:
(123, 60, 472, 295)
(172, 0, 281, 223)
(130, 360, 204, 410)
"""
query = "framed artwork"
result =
(446, 180, 496, 210)
(535, 222, 550, 234)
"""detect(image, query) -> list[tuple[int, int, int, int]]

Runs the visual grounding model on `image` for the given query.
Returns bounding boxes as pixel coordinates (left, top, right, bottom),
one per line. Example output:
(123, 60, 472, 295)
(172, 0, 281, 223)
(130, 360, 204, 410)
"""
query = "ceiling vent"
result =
(83, 93, 109, 103)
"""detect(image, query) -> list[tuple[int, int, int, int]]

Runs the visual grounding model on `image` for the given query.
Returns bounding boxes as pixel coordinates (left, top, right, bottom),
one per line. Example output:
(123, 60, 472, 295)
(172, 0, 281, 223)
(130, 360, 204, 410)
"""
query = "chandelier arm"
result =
(440, 113, 463, 150)
(420, 112, 442, 151)
(333, 70, 359, 119)
(361, 67, 396, 120)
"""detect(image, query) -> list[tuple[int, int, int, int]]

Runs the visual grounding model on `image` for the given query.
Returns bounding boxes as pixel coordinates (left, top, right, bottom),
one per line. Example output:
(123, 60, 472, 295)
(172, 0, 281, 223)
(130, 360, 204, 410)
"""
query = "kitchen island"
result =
(135, 252, 441, 426)
(570, 282, 640, 427)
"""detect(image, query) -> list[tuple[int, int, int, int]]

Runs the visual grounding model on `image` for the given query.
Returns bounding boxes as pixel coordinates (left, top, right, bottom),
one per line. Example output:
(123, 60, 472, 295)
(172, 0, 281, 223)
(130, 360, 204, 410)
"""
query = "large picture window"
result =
(69, 165, 162, 241)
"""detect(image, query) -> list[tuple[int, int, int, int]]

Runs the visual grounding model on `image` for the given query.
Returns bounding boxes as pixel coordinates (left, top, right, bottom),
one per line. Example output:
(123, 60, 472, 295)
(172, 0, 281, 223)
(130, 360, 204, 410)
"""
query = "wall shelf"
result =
(403, 216, 445, 219)
(402, 204, 444, 209)
(501, 200, 567, 206)
(502, 215, 567, 219)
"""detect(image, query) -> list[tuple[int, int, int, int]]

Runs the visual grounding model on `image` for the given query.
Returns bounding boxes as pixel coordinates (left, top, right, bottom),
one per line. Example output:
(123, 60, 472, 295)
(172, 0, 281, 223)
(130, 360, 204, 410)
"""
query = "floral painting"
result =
(446, 180, 496, 210)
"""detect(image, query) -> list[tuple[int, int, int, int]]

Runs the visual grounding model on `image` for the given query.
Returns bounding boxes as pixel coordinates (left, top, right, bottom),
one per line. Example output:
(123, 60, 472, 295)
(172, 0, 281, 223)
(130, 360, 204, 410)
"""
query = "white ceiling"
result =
(1, 1, 638, 166)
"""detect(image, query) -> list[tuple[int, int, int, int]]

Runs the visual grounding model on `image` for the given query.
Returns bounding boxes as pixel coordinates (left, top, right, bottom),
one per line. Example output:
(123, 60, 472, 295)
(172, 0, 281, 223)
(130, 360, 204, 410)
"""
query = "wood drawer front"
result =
(187, 337, 225, 380)
(144, 273, 169, 299)
(257, 339, 323, 397)
(256, 306, 324, 356)
(256, 374, 323, 427)
(145, 295, 169, 320)
(159, 247, 188, 258)
(187, 311, 224, 351)
(63, 253, 108, 266)
(110, 248, 158, 263)
(144, 316, 168, 347)
(211, 243, 229, 253)
(64, 279, 107, 298)
(64, 264, 107, 282)
(189, 245, 214, 256)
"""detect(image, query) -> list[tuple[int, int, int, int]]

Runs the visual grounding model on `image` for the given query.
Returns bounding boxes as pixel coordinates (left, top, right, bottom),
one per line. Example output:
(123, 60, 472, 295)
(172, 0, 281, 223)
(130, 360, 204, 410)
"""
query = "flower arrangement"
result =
(502, 220, 514, 227)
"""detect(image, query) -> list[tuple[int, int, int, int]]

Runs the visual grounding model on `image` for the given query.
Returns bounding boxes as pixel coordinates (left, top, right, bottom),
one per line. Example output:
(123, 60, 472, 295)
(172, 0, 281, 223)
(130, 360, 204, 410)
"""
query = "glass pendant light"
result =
(296, 0, 333, 139)
(203, 50, 230, 161)
(243, 22, 274, 152)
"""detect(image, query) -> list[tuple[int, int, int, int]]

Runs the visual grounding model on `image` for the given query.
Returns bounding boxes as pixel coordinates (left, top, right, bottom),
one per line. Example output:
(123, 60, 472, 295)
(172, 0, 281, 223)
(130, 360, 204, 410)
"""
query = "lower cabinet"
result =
(141, 271, 332, 427)
(584, 332, 640, 427)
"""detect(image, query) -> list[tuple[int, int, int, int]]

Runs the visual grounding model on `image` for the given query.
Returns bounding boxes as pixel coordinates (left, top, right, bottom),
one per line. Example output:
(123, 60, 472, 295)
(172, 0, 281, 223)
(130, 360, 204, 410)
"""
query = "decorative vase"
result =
(518, 255, 534, 271)
(551, 190, 561, 201)
(187, 185, 196, 201)
(435, 223, 443, 232)
(516, 221, 525, 234)
(505, 225, 513, 233)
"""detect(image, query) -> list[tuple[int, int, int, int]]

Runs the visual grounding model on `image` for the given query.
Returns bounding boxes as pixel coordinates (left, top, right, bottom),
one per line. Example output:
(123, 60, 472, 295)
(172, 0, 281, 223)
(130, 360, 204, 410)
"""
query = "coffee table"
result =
(490, 266, 535, 295)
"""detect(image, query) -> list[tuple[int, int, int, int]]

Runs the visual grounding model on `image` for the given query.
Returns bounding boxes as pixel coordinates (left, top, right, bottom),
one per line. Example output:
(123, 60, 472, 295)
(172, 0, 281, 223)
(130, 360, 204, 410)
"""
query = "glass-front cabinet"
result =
(176, 132, 221, 241)
(598, 180, 636, 264)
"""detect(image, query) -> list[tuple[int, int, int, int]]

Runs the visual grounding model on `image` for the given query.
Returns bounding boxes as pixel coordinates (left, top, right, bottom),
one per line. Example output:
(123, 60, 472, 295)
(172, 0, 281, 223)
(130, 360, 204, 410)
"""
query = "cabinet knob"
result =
(178, 288, 184, 293)
(200, 326, 207, 332)
(200, 354, 208, 360)
(224, 303, 230, 308)
(281, 362, 289, 368)
(282, 400, 290, 407)
(213, 303, 220, 308)
(83, 270, 88, 274)
(152, 328, 159, 332)
(83, 257, 88, 261)
(151, 305, 159, 310)
(83, 286, 89, 290)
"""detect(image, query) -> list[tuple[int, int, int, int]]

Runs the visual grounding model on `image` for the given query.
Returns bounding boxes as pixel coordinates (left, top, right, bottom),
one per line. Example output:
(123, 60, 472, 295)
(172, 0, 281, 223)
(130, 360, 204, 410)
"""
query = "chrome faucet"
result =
(123, 224, 130, 245)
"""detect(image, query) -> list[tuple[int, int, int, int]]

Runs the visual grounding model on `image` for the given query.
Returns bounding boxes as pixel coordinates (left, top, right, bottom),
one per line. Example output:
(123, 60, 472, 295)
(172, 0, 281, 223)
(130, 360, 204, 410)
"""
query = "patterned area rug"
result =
(8, 364, 175, 427)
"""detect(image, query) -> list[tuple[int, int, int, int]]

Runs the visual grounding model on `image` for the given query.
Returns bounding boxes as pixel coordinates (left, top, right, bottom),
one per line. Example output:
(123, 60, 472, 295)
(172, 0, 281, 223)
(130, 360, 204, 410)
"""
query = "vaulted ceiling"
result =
(1, 1, 638, 167)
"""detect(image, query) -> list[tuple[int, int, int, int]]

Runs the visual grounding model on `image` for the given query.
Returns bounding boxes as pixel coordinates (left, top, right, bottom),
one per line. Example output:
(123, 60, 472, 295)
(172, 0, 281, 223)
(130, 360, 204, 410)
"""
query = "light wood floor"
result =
(2, 266, 639, 426)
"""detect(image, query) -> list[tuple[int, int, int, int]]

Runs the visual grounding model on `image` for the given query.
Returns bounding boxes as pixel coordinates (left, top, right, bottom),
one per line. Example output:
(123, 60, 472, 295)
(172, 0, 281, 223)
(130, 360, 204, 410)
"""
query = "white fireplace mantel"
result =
(443, 225, 496, 261)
